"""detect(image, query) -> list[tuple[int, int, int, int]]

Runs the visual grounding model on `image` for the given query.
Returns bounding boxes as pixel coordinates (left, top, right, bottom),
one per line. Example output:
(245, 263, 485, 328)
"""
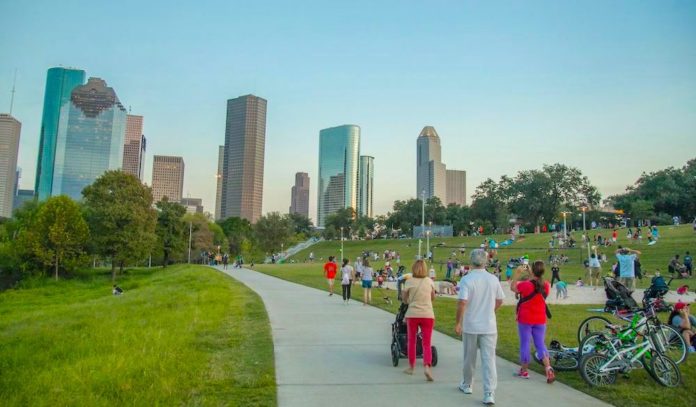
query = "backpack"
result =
(516, 280, 552, 319)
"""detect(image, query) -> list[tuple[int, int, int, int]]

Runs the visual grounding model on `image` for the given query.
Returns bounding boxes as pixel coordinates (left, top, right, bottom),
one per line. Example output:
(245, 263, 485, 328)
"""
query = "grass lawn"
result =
(253, 259, 696, 407)
(0, 265, 276, 407)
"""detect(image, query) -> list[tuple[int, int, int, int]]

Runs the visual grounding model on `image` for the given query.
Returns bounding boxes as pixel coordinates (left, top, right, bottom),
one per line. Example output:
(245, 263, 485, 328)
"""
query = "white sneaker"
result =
(483, 392, 495, 405)
(458, 382, 472, 394)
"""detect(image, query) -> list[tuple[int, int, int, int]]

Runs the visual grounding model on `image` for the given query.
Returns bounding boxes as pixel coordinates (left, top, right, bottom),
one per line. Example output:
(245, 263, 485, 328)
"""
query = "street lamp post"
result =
(581, 206, 591, 261)
(340, 226, 344, 263)
(561, 211, 571, 240)
(426, 221, 432, 261)
(418, 189, 425, 259)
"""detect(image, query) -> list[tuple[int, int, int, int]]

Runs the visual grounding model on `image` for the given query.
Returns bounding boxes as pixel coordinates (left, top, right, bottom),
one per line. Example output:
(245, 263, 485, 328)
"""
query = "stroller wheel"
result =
(391, 342, 399, 367)
(431, 346, 438, 367)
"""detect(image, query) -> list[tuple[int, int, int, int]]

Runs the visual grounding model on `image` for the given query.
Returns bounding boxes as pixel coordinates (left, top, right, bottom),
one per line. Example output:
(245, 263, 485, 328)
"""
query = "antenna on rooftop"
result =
(9, 69, 17, 115)
(128, 105, 132, 113)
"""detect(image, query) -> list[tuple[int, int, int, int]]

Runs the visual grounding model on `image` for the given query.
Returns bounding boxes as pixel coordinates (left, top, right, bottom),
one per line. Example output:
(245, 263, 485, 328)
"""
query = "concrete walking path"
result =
(215, 266, 608, 407)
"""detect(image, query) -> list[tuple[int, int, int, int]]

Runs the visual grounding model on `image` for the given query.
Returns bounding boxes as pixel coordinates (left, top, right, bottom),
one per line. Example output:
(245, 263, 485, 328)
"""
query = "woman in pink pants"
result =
(401, 259, 436, 381)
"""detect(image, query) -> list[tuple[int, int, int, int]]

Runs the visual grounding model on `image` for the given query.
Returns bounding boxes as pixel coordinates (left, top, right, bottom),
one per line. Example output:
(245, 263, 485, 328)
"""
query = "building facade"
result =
(180, 197, 204, 214)
(416, 126, 446, 202)
(358, 155, 374, 218)
(214, 145, 224, 220)
(317, 125, 360, 227)
(122, 114, 146, 180)
(0, 114, 21, 218)
(289, 172, 310, 218)
(51, 77, 126, 200)
(220, 95, 267, 223)
(14, 189, 35, 212)
(446, 169, 467, 206)
(151, 155, 185, 203)
(35, 67, 86, 200)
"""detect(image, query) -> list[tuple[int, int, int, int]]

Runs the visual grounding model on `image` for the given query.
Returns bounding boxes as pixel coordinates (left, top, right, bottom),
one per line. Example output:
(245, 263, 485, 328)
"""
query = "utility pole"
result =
(188, 221, 192, 263)
(9, 69, 17, 115)
(418, 189, 425, 258)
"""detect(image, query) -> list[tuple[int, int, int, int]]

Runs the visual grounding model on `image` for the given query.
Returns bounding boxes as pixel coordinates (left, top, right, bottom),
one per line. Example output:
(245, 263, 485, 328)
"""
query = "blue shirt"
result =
(616, 253, 637, 278)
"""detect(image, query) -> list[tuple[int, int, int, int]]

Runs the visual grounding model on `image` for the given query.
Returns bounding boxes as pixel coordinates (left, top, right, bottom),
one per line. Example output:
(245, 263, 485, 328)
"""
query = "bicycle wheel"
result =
(579, 332, 611, 356)
(649, 353, 681, 387)
(580, 353, 617, 387)
(655, 325, 687, 364)
(577, 316, 612, 344)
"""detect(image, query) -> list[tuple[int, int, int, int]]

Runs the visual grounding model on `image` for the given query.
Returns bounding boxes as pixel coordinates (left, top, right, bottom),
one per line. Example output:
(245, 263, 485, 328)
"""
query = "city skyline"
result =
(2, 2, 695, 223)
(0, 114, 21, 218)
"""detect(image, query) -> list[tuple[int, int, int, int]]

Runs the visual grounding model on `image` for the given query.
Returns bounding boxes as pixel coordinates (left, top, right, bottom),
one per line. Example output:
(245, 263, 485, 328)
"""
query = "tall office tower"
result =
(35, 67, 86, 200)
(220, 95, 267, 223)
(123, 114, 146, 180)
(446, 169, 467, 206)
(0, 114, 21, 218)
(151, 155, 184, 203)
(416, 126, 446, 202)
(317, 125, 360, 227)
(289, 172, 310, 218)
(358, 156, 374, 218)
(214, 145, 224, 220)
(52, 77, 127, 200)
(180, 197, 204, 214)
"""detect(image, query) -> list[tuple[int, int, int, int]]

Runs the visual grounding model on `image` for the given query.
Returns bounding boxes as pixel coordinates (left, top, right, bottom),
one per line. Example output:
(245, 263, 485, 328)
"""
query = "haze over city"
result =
(1, 1, 695, 222)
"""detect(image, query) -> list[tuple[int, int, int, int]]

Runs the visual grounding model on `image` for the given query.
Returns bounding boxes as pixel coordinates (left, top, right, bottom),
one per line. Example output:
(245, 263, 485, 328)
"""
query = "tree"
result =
(218, 217, 254, 255)
(156, 198, 187, 267)
(254, 212, 294, 253)
(83, 171, 157, 280)
(288, 212, 314, 235)
(470, 177, 511, 231)
(21, 196, 88, 280)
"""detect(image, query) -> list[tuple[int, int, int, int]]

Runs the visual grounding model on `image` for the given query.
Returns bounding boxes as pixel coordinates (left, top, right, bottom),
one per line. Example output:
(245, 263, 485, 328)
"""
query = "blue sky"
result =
(1, 0, 695, 221)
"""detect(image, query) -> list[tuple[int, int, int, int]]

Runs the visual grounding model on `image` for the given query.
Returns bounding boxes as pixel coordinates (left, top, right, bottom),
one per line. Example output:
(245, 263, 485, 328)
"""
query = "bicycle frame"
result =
(597, 321, 662, 373)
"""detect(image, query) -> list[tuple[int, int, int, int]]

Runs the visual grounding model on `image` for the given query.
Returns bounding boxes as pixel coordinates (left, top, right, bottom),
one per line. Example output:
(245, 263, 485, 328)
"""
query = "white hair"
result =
(470, 249, 488, 267)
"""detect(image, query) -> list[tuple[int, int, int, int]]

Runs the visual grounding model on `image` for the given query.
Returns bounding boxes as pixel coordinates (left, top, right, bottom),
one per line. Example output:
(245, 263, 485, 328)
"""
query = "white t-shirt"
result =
(458, 269, 505, 334)
(341, 265, 354, 285)
(362, 267, 373, 281)
(589, 257, 601, 268)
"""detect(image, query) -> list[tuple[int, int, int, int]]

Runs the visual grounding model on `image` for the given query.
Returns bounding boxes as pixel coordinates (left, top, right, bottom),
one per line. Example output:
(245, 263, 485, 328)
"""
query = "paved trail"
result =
(216, 266, 608, 407)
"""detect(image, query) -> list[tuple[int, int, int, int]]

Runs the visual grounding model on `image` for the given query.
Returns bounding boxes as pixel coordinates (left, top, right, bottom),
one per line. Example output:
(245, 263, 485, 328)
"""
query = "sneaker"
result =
(483, 392, 495, 405)
(458, 382, 472, 394)
(514, 368, 529, 379)
(546, 367, 556, 384)
(688, 346, 696, 353)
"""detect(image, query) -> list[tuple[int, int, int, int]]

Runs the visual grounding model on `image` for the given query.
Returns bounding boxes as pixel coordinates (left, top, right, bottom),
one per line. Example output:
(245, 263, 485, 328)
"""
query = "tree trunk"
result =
(111, 260, 116, 282)
(163, 250, 169, 268)
(55, 255, 59, 281)
(119, 261, 124, 274)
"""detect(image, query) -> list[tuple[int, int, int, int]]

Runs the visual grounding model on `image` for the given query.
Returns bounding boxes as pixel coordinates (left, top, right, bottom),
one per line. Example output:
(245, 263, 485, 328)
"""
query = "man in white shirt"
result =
(455, 249, 505, 406)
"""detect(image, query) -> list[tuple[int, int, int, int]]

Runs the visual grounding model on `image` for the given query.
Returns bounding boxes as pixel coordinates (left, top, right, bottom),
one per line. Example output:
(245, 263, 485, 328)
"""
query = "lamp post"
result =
(418, 189, 425, 259)
(340, 226, 344, 263)
(188, 221, 192, 264)
(426, 221, 432, 261)
(561, 211, 571, 240)
(581, 205, 591, 261)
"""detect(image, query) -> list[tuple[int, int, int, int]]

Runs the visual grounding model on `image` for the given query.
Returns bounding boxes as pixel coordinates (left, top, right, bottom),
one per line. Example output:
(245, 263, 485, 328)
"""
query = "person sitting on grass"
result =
(576, 278, 584, 287)
(668, 302, 696, 353)
(112, 285, 123, 295)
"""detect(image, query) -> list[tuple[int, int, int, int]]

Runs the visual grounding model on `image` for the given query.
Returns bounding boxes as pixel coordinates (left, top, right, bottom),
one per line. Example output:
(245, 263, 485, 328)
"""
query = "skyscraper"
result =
(289, 172, 310, 218)
(317, 125, 360, 227)
(35, 67, 86, 200)
(51, 77, 127, 200)
(123, 114, 146, 180)
(151, 155, 184, 203)
(446, 169, 467, 206)
(358, 156, 374, 218)
(214, 145, 223, 220)
(0, 114, 21, 218)
(220, 95, 267, 222)
(416, 126, 446, 201)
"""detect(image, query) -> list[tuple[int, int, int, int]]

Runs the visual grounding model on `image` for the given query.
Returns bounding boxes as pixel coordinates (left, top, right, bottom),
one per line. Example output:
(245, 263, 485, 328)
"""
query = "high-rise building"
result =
(358, 156, 374, 218)
(446, 169, 467, 206)
(220, 95, 267, 222)
(0, 114, 21, 218)
(35, 67, 86, 200)
(214, 145, 224, 220)
(416, 126, 446, 201)
(51, 77, 126, 200)
(123, 114, 146, 180)
(151, 155, 184, 203)
(180, 197, 204, 214)
(317, 125, 360, 227)
(14, 189, 35, 212)
(289, 172, 310, 218)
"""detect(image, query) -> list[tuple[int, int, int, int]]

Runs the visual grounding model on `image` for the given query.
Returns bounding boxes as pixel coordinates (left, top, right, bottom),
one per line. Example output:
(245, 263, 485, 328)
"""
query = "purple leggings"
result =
(518, 322, 548, 364)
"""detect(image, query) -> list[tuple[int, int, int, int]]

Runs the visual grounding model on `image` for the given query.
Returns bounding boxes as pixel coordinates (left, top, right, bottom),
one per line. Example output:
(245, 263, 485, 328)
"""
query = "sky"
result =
(1, 0, 695, 222)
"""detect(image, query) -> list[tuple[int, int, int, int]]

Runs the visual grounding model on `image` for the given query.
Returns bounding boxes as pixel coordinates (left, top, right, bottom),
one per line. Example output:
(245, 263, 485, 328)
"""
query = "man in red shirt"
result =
(324, 256, 338, 296)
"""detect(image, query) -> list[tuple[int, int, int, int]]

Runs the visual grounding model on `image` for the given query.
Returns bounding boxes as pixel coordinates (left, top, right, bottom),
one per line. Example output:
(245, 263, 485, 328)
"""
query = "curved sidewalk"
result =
(216, 266, 608, 407)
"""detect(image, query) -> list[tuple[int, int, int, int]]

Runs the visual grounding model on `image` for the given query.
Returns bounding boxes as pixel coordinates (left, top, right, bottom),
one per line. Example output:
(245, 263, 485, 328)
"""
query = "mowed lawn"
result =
(255, 226, 696, 407)
(0, 265, 276, 407)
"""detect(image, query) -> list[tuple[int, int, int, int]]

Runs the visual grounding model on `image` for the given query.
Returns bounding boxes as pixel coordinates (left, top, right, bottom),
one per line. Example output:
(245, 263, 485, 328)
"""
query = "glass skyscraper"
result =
(358, 155, 374, 219)
(51, 77, 127, 200)
(35, 67, 86, 200)
(317, 125, 360, 227)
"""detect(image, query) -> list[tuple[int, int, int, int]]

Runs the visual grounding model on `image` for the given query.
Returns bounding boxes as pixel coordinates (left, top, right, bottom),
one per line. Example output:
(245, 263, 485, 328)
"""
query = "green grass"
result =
(254, 241, 696, 407)
(0, 265, 276, 407)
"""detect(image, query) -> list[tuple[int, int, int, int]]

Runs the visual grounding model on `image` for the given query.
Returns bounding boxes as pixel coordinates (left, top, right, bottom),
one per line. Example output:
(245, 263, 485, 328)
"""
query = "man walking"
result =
(615, 246, 641, 291)
(455, 249, 505, 405)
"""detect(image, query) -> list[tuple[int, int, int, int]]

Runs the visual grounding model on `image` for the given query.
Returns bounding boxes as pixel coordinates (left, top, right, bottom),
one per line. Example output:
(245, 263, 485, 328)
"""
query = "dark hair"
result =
(342, 258, 349, 266)
(328, 256, 334, 262)
(591, 254, 596, 259)
(531, 260, 545, 293)
(363, 258, 370, 267)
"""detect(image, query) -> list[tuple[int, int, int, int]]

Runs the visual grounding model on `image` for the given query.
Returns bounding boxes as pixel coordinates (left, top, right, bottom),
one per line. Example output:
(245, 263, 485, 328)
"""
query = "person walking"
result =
(550, 263, 561, 287)
(340, 258, 354, 304)
(511, 260, 555, 383)
(455, 249, 505, 406)
(616, 247, 641, 291)
(588, 253, 601, 288)
(401, 259, 436, 381)
(361, 258, 374, 305)
(323, 256, 337, 296)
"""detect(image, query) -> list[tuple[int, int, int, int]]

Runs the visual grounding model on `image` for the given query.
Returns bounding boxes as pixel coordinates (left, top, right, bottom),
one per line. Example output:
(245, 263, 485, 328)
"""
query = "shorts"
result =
(362, 280, 373, 288)
(327, 278, 335, 285)
(591, 267, 601, 278)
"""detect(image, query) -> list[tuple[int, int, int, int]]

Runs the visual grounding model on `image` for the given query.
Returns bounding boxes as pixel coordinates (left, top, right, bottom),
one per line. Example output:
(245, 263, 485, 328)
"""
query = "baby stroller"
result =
(390, 285, 438, 367)
(603, 277, 639, 312)
(642, 275, 673, 312)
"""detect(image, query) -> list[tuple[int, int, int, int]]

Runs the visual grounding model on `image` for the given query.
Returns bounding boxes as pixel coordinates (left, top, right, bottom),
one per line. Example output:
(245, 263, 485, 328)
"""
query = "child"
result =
(576, 278, 584, 287)
(377, 272, 384, 288)
(556, 280, 568, 299)
(112, 284, 123, 295)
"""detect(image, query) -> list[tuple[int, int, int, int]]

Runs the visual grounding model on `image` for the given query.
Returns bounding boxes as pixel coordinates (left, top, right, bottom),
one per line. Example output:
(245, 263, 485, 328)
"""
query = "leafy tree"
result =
(470, 177, 511, 231)
(445, 203, 472, 235)
(254, 212, 294, 253)
(288, 212, 314, 235)
(218, 217, 254, 255)
(156, 198, 187, 267)
(83, 171, 157, 280)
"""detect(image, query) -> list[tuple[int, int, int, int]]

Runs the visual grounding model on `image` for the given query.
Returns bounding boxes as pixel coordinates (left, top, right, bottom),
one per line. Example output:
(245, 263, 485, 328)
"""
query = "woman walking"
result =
(340, 258, 354, 304)
(401, 259, 436, 381)
(511, 260, 555, 383)
(361, 258, 374, 305)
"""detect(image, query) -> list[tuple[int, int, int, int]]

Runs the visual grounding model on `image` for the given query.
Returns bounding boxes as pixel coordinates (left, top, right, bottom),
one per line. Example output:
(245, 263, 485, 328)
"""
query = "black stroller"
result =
(390, 302, 438, 367)
(603, 277, 639, 312)
(642, 275, 673, 312)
